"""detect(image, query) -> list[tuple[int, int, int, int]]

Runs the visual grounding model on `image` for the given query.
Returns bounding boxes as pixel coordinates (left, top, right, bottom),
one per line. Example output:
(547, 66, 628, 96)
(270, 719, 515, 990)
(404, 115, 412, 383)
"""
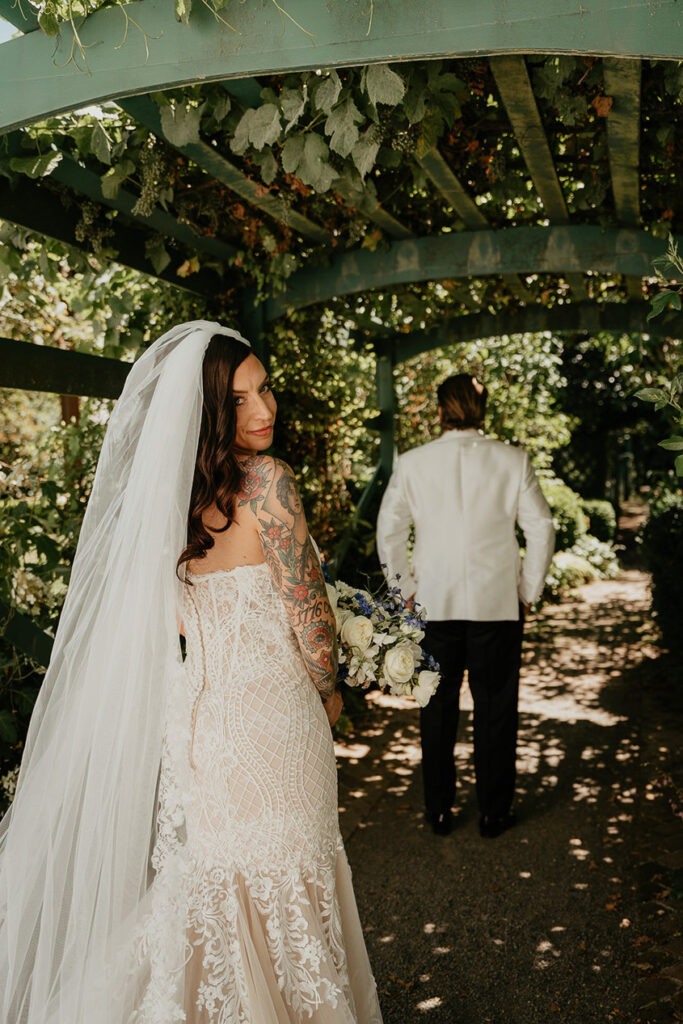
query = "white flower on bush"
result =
(383, 642, 418, 685)
(341, 615, 375, 653)
(412, 670, 440, 707)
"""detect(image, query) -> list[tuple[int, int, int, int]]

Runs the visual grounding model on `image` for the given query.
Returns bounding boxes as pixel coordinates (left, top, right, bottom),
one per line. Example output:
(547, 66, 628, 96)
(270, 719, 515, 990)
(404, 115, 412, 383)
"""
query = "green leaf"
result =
(404, 84, 427, 125)
(175, 0, 191, 26)
(676, 453, 683, 477)
(279, 88, 306, 132)
(90, 122, 111, 165)
(351, 128, 380, 178)
(160, 103, 203, 147)
(100, 159, 135, 199)
(248, 103, 281, 150)
(325, 97, 364, 158)
(9, 151, 62, 179)
(364, 64, 405, 107)
(647, 289, 680, 321)
(313, 71, 341, 114)
(298, 134, 337, 191)
(253, 148, 278, 185)
(231, 108, 255, 155)
(231, 104, 281, 154)
(145, 236, 171, 275)
(211, 93, 231, 124)
(658, 436, 683, 452)
(635, 387, 667, 403)
(282, 133, 336, 192)
(38, 7, 60, 37)
(281, 134, 305, 174)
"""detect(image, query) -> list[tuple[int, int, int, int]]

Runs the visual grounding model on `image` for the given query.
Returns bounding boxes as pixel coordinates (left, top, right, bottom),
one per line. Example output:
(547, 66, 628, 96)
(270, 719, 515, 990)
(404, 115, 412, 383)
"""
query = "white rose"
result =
(417, 669, 440, 691)
(335, 607, 354, 634)
(383, 642, 417, 685)
(412, 670, 440, 707)
(341, 615, 374, 653)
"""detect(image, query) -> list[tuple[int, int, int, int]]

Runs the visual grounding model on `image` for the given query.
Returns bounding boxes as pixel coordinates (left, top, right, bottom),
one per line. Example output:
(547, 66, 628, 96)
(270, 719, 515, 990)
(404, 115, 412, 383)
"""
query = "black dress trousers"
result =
(420, 613, 524, 819)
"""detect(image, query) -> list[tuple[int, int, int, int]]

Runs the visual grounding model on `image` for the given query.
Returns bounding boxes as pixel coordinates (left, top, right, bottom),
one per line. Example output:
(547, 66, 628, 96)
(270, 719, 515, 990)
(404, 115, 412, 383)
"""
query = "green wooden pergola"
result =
(1, 0, 682, 658)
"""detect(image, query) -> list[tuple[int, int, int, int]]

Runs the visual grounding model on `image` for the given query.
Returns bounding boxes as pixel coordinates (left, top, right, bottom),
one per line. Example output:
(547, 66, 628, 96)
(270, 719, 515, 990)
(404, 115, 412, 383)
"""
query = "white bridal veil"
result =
(0, 321, 251, 1024)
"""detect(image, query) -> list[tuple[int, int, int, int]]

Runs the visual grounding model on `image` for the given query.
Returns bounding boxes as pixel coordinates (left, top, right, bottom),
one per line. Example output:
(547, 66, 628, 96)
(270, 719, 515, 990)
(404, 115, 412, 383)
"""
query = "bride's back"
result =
(188, 501, 264, 576)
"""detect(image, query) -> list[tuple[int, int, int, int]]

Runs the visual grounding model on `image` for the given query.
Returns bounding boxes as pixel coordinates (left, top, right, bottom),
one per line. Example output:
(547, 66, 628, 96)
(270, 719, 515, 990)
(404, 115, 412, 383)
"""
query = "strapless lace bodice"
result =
(181, 563, 340, 874)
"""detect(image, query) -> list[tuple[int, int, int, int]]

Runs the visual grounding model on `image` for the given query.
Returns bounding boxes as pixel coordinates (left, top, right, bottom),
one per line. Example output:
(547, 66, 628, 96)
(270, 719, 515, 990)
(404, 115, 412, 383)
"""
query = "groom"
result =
(376, 374, 554, 837)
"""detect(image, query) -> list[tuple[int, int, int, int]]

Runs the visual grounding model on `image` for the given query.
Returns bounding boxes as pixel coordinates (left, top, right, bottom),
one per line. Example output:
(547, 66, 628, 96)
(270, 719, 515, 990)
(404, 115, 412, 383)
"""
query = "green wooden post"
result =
(375, 346, 396, 485)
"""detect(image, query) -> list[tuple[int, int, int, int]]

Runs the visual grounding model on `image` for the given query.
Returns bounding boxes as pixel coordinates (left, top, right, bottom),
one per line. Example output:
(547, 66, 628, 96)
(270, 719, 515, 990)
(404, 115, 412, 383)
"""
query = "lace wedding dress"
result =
(130, 562, 383, 1024)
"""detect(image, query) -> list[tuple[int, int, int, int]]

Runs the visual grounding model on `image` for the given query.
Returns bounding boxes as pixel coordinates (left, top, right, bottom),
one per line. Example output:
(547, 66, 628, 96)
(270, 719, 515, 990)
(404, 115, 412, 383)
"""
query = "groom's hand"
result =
(323, 689, 343, 728)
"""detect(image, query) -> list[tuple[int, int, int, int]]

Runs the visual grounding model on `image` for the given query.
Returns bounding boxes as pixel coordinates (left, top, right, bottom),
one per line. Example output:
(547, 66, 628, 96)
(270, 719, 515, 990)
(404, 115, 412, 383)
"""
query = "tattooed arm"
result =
(239, 455, 339, 701)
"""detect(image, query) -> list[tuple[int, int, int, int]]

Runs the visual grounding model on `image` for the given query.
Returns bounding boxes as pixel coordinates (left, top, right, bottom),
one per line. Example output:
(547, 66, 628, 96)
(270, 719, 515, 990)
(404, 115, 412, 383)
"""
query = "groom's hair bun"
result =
(437, 374, 487, 430)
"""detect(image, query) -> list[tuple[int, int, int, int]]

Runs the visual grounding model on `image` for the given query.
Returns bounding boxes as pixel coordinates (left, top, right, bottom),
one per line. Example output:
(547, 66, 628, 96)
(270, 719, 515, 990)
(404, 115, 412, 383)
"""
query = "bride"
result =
(0, 322, 383, 1024)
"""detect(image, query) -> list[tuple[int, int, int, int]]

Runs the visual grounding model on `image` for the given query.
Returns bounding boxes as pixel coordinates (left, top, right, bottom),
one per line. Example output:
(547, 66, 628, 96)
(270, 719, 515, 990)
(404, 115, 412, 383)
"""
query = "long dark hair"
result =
(177, 333, 252, 576)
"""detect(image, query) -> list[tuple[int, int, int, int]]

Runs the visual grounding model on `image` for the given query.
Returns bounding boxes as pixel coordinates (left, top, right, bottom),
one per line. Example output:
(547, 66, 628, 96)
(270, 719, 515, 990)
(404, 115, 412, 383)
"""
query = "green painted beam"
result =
(0, 600, 53, 669)
(0, 336, 131, 397)
(417, 148, 488, 230)
(387, 302, 682, 364)
(220, 78, 412, 242)
(0, 175, 220, 296)
(0, 0, 38, 31)
(417, 147, 531, 301)
(1, 0, 681, 135)
(118, 95, 329, 244)
(603, 57, 642, 301)
(265, 226, 683, 319)
(489, 54, 589, 302)
(48, 149, 238, 263)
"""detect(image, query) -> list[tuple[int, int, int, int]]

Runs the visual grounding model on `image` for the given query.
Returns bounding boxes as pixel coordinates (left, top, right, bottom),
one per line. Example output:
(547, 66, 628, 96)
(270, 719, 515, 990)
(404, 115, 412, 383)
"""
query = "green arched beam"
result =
(381, 302, 682, 364)
(0, 0, 681, 134)
(265, 226, 683, 319)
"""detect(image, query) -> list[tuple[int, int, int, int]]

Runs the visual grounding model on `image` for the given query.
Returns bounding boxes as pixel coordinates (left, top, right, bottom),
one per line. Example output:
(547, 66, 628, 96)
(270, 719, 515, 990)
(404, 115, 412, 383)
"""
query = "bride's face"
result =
(232, 354, 277, 454)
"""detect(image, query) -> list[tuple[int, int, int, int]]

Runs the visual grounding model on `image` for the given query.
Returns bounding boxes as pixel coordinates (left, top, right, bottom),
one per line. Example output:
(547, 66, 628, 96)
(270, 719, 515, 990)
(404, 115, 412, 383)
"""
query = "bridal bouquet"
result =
(326, 574, 441, 707)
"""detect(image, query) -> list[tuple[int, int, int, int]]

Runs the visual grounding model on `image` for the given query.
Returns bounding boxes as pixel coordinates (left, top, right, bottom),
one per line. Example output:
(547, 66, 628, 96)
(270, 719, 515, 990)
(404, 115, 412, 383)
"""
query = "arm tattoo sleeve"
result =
(240, 457, 339, 699)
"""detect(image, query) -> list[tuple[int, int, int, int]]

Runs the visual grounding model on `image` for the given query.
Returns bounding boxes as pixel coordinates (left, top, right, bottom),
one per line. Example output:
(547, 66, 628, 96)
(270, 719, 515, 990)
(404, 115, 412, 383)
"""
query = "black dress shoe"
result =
(426, 811, 453, 836)
(479, 810, 516, 839)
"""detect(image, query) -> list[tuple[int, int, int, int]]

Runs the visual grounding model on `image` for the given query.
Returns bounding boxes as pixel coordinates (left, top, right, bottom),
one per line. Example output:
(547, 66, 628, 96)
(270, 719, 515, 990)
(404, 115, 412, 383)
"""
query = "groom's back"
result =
(388, 431, 528, 620)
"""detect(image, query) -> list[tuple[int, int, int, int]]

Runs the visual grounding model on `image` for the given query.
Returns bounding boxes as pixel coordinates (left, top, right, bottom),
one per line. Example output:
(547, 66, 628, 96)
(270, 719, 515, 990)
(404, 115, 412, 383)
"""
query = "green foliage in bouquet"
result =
(581, 499, 617, 543)
(641, 491, 683, 655)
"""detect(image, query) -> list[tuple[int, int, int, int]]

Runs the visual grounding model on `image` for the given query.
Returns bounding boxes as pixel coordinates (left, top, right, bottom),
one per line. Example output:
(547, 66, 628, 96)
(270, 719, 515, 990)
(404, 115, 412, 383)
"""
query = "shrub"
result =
(581, 499, 617, 543)
(543, 552, 598, 602)
(540, 476, 587, 550)
(641, 492, 683, 654)
(572, 534, 620, 579)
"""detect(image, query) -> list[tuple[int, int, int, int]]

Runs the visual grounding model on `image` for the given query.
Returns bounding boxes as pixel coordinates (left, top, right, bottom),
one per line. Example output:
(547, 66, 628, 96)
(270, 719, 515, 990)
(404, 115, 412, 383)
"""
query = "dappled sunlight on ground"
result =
(338, 571, 683, 1023)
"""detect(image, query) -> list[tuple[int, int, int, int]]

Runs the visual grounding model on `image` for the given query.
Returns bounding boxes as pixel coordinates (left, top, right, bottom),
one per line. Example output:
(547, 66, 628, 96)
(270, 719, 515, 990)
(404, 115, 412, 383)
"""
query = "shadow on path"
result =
(337, 571, 683, 1024)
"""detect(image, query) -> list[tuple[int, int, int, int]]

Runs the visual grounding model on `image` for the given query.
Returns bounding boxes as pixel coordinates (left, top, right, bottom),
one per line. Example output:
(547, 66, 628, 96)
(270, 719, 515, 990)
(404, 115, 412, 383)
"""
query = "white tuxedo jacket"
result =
(376, 429, 555, 621)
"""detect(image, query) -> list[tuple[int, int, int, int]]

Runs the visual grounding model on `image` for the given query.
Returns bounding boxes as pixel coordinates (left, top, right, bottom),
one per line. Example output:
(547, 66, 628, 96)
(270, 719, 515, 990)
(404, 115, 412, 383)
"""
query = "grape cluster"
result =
(391, 125, 420, 155)
(74, 201, 98, 244)
(132, 140, 167, 218)
(346, 219, 367, 245)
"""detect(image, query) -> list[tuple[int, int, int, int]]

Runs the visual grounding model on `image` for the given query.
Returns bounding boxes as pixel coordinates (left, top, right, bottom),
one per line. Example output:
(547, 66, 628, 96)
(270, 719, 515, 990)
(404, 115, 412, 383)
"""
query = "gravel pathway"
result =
(336, 571, 683, 1024)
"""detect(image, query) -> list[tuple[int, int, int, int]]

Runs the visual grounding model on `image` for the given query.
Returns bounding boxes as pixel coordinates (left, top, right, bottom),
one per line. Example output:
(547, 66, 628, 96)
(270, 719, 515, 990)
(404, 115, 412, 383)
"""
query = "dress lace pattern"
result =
(130, 563, 382, 1024)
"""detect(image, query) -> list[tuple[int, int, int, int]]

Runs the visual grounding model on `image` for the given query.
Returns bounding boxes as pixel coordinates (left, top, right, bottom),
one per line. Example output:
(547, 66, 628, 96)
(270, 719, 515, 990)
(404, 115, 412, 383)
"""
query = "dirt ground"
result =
(336, 570, 683, 1024)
